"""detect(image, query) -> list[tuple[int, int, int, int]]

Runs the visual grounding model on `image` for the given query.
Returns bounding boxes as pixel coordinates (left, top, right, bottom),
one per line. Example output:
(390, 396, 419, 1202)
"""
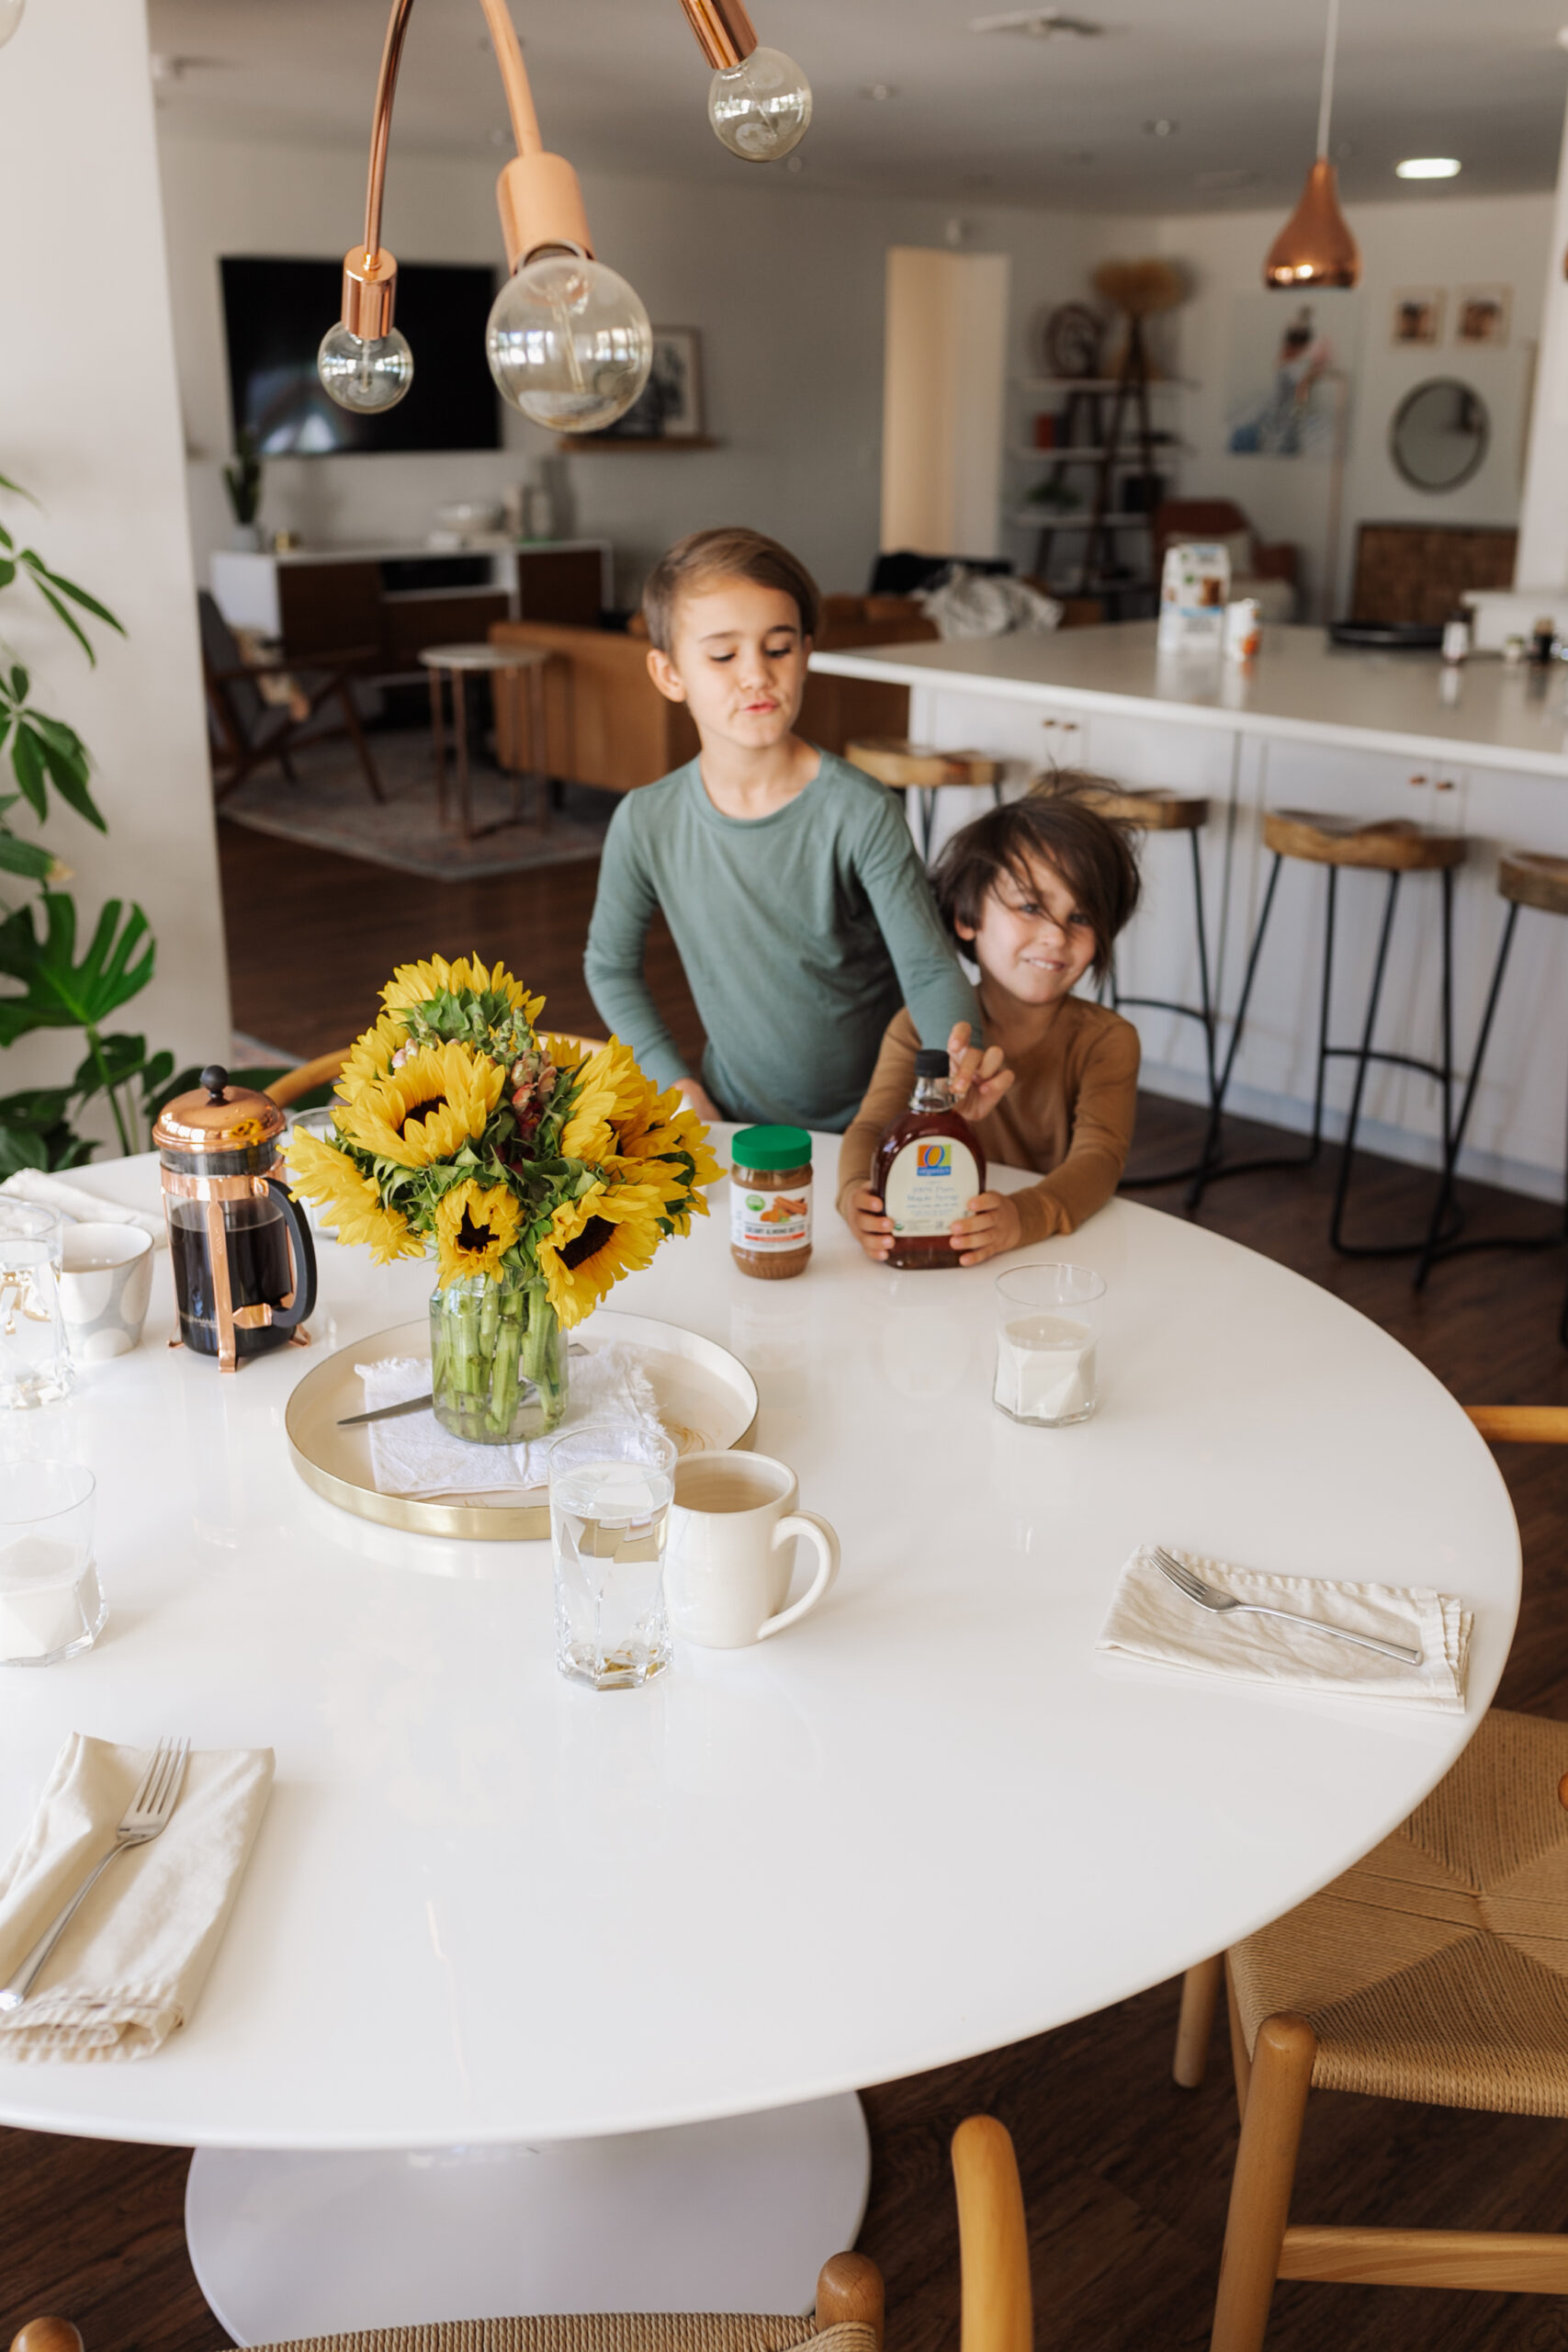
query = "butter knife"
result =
(338, 1393, 434, 1427)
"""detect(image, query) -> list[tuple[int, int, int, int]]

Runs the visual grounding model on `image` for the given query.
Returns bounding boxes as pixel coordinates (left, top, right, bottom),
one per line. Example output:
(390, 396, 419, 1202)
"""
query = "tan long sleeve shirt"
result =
(836, 997, 1140, 1249)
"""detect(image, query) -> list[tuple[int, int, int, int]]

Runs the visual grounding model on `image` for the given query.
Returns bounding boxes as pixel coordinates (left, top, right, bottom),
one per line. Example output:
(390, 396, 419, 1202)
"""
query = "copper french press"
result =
(153, 1065, 317, 1371)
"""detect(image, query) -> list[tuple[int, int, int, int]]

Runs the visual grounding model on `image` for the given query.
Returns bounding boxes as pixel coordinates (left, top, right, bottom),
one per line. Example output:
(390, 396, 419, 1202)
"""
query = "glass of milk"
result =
(0, 1461, 103, 1665)
(992, 1264, 1107, 1428)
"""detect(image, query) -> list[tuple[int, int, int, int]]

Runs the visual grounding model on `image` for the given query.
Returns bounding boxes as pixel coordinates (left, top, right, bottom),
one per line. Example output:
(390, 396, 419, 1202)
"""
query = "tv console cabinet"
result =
(209, 540, 612, 673)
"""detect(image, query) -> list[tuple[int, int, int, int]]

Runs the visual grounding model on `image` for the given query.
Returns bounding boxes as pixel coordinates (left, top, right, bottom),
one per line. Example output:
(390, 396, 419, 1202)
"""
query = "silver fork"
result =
(1149, 1546, 1422, 1668)
(0, 1737, 191, 2012)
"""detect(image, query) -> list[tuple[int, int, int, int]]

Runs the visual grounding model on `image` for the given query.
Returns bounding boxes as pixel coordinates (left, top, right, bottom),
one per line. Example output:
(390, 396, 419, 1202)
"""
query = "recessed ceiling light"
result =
(1145, 118, 1178, 137)
(1395, 156, 1461, 178)
(971, 9, 1105, 35)
(860, 82, 898, 100)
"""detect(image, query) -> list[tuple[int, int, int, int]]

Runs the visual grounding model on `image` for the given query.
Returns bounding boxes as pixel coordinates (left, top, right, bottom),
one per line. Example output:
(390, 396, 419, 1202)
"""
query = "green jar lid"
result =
(732, 1125, 812, 1171)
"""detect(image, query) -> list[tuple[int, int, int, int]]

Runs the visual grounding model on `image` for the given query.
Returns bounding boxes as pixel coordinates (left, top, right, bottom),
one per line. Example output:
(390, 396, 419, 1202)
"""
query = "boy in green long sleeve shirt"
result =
(583, 527, 980, 1134)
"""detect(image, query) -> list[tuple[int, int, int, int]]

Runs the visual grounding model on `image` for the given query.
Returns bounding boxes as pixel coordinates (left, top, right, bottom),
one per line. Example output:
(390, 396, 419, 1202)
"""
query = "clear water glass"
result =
(548, 1420, 678, 1690)
(0, 1203, 73, 1409)
(0, 1460, 103, 1664)
(993, 1263, 1107, 1427)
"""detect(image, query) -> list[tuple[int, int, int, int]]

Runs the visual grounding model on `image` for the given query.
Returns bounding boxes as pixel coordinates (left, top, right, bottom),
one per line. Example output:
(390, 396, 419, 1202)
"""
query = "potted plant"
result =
(223, 430, 265, 551)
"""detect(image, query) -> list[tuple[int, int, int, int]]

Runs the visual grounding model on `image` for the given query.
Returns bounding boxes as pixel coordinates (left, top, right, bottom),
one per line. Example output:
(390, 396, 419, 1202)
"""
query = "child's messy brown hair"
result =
(642, 526, 821, 654)
(931, 772, 1142, 981)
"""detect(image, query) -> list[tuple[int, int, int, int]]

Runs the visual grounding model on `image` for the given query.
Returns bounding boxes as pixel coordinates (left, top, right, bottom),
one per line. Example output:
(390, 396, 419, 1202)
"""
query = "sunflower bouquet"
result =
(285, 956, 719, 1445)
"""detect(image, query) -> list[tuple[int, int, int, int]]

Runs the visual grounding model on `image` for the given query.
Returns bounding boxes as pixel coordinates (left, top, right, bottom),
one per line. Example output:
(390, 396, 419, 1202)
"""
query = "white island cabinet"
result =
(811, 623, 1568, 1203)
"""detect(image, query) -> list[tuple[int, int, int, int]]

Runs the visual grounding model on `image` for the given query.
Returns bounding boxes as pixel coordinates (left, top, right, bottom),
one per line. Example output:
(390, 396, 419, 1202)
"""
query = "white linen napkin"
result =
(0, 1735, 274, 2062)
(1097, 1544, 1471, 1712)
(0, 1170, 166, 1246)
(355, 1341, 662, 1498)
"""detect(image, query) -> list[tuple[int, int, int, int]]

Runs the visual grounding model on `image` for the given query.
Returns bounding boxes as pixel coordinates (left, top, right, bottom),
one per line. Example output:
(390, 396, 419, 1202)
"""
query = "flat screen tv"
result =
(221, 255, 501, 457)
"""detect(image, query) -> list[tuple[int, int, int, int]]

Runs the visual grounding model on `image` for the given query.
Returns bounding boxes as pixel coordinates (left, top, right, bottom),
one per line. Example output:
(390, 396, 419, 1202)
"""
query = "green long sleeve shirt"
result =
(582, 752, 980, 1133)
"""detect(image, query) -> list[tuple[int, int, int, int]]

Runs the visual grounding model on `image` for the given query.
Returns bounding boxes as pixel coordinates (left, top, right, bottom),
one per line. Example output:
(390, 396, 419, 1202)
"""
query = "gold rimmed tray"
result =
(286, 1308, 758, 1542)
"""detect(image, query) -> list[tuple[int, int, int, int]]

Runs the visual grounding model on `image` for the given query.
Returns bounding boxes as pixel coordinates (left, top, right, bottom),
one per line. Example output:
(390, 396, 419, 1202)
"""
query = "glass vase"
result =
(429, 1274, 568, 1445)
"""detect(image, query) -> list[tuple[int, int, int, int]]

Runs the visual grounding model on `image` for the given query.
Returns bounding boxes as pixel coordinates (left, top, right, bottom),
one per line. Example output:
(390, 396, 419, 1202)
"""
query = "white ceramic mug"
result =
(58, 1223, 155, 1360)
(665, 1453, 839, 1649)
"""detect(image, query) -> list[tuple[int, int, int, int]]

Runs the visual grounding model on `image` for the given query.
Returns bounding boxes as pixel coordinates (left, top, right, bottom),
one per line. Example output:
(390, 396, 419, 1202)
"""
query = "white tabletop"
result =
(0, 1149, 1517, 2151)
(810, 621, 1568, 779)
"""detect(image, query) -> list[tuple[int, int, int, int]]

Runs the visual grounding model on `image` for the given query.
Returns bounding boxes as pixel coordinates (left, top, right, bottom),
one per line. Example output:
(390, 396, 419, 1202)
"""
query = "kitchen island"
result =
(811, 623, 1568, 1202)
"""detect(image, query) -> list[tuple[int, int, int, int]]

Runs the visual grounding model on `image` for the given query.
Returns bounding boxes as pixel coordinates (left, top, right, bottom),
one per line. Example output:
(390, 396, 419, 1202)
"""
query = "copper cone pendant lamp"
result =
(1263, 0, 1359, 289)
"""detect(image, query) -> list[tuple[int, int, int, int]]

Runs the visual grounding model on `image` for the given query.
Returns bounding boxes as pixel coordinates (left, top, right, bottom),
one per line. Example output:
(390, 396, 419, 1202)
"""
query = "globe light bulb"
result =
(317, 322, 414, 413)
(708, 47, 812, 162)
(486, 254, 653, 434)
(0, 0, 24, 48)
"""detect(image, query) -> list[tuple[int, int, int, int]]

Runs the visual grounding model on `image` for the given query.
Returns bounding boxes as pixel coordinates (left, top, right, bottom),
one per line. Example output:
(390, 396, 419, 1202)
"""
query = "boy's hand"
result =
(676, 1078, 723, 1125)
(950, 1191, 1022, 1267)
(946, 1021, 1015, 1124)
(845, 1186, 894, 1261)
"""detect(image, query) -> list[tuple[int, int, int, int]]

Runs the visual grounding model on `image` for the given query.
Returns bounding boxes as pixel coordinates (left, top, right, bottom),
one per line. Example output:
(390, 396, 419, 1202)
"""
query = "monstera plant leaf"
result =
(0, 892, 153, 1047)
(0, 1083, 95, 1175)
(0, 665, 106, 832)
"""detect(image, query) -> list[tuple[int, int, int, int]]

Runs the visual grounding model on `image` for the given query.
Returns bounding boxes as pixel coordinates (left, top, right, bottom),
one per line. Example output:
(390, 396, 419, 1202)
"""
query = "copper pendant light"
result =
(1263, 0, 1360, 289)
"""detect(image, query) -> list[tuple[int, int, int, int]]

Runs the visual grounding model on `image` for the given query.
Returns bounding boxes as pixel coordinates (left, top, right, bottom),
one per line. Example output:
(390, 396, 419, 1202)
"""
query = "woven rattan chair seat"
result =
(1231, 1711, 1568, 2117)
(248, 2319, 878, 2352)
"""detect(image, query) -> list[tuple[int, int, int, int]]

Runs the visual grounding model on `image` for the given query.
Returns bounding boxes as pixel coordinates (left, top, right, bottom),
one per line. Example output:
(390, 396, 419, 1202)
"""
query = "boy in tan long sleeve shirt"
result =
(839, 782, 1143, 1263)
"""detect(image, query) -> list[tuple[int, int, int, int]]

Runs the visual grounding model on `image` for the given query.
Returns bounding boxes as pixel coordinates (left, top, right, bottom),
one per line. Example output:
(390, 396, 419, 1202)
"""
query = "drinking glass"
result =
(0, 1203, 73, 1409)
(548, 1420, 679, 1690)
(992, 1264, 1107, 1427)
(0, 1461, 103, 1664)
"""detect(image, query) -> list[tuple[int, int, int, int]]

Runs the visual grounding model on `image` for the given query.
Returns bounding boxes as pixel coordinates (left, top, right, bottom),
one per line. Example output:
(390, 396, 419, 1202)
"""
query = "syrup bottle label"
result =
(883, 1139, 980, 1236)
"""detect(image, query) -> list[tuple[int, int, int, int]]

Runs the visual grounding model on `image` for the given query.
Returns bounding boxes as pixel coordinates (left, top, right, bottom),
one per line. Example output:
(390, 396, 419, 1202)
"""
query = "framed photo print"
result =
(1454, 286, 1511, 348)
(1391, 288, 1443, 347)
(601, 329, 705, 440)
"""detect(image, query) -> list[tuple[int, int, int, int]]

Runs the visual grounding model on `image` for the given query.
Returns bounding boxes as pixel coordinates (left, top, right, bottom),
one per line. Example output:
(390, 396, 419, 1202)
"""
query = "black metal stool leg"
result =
(1415, 898, 1518, 1286)
(1190, 824, 1218, 1111)
(1116, 820, 1225, 1190)
(1185, 852, 1292, 1212)
(1326, 871, 1400, 1254)
(920, 788, 936, 863)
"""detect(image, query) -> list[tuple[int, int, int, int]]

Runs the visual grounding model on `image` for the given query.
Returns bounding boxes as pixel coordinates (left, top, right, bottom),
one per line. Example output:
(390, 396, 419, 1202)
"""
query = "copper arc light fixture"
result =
(1262, 0, 1359, 291)
(318, 0, 813, 429)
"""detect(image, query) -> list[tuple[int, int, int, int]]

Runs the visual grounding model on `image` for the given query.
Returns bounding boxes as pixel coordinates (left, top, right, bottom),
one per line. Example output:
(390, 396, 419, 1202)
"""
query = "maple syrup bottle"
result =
(871, 1047, 985, 1272)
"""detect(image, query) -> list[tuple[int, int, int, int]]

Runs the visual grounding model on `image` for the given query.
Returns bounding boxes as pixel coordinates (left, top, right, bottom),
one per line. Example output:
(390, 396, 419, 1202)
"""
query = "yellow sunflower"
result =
(537, 1179, 665, 1328)
(613, 1087, 723, 1191)
(382, 954, 543, 1026)
(333, 1010, 409, 1105)
(434, 1177, 524, 1287)
(336, 1041, 504, 1169)
(575, 1038, 663, 1142)
(285, 1129, 424, 1264)
(557, 1057, 620, 1165)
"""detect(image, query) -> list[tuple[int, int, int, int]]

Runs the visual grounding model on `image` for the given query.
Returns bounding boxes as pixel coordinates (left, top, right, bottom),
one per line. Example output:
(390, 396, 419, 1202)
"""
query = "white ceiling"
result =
(147, 0, 1568, 214)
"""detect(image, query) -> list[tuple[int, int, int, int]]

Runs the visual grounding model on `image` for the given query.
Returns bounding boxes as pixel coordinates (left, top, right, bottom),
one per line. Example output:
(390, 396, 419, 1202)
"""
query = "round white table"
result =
(0, 1146, 1518, 2339)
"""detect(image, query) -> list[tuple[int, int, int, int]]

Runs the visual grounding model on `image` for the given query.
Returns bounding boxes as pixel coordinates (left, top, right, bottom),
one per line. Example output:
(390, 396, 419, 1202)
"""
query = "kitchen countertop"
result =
(809, 622, 1568, 780)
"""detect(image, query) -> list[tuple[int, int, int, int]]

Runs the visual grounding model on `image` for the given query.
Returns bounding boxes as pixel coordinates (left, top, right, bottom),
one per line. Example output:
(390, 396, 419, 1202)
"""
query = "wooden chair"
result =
(844, 740, 1009, 861)
(7, 2115, 1032, 2352)
(265, 1037, 611, 1108)
(1174, 1405, 1568, 2352)
(199, 592, 385, 807)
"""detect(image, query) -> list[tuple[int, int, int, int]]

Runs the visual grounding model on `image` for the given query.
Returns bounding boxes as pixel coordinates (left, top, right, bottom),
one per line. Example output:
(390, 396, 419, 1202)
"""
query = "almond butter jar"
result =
(729, 1126, 813, 1281)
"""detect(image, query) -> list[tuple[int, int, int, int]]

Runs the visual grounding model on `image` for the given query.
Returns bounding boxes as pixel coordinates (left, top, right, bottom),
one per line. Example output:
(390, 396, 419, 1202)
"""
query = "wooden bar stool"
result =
(1416, 848, 1568, 1341)
(1090, 787, 1218, 1187)
(1190, 809, 1469, 1256)
(844, 739, 1007, 861)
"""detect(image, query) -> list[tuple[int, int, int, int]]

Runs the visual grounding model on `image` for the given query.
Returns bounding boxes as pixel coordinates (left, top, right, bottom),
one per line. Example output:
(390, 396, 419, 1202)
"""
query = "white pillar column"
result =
(1516, 89, 1568, 587)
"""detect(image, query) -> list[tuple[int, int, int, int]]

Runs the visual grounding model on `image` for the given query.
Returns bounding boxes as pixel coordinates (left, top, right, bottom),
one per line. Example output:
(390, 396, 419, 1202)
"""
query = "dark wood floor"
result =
(6, 820, 1568, 2352)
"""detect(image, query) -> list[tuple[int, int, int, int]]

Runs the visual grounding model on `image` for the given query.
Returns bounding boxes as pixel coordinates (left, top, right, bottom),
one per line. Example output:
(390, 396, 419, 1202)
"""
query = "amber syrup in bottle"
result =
(871, 1048, 984, 1272)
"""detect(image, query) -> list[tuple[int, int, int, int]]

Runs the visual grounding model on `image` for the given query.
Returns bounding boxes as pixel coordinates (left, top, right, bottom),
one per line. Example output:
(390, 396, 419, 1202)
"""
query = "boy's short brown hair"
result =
(642, 526, 821, 655)
(931, 773, 1142, 982)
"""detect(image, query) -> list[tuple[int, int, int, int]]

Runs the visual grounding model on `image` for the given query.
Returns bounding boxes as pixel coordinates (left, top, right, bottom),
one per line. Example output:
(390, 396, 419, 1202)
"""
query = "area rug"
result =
(220, 728, 612, 881)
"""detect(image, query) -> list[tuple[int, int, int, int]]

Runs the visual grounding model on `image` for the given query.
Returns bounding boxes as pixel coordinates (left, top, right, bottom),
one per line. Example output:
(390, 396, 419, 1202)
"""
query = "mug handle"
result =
(758, 1513, 840, 1640)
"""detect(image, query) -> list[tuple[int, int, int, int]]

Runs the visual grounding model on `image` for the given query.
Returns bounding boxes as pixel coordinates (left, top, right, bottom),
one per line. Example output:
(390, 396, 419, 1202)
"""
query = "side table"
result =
(419, 642, 555, 846)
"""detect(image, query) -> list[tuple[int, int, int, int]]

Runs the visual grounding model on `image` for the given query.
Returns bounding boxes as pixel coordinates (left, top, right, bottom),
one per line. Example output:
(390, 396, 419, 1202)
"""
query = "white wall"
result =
(158, 125, 1146, 605)
(1156, 193, 1551, 617)
(0, 0, 229, 1128)
(1517, 99, 1568, 587)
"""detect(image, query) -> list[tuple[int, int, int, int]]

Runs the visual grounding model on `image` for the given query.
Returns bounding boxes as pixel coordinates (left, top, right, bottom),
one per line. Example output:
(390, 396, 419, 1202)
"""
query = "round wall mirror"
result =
(1390, 379, 1490, 492)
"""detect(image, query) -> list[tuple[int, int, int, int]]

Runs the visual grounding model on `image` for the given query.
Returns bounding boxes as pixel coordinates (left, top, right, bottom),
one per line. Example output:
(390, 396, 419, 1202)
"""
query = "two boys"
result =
(583, 527, 1139, 1264)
